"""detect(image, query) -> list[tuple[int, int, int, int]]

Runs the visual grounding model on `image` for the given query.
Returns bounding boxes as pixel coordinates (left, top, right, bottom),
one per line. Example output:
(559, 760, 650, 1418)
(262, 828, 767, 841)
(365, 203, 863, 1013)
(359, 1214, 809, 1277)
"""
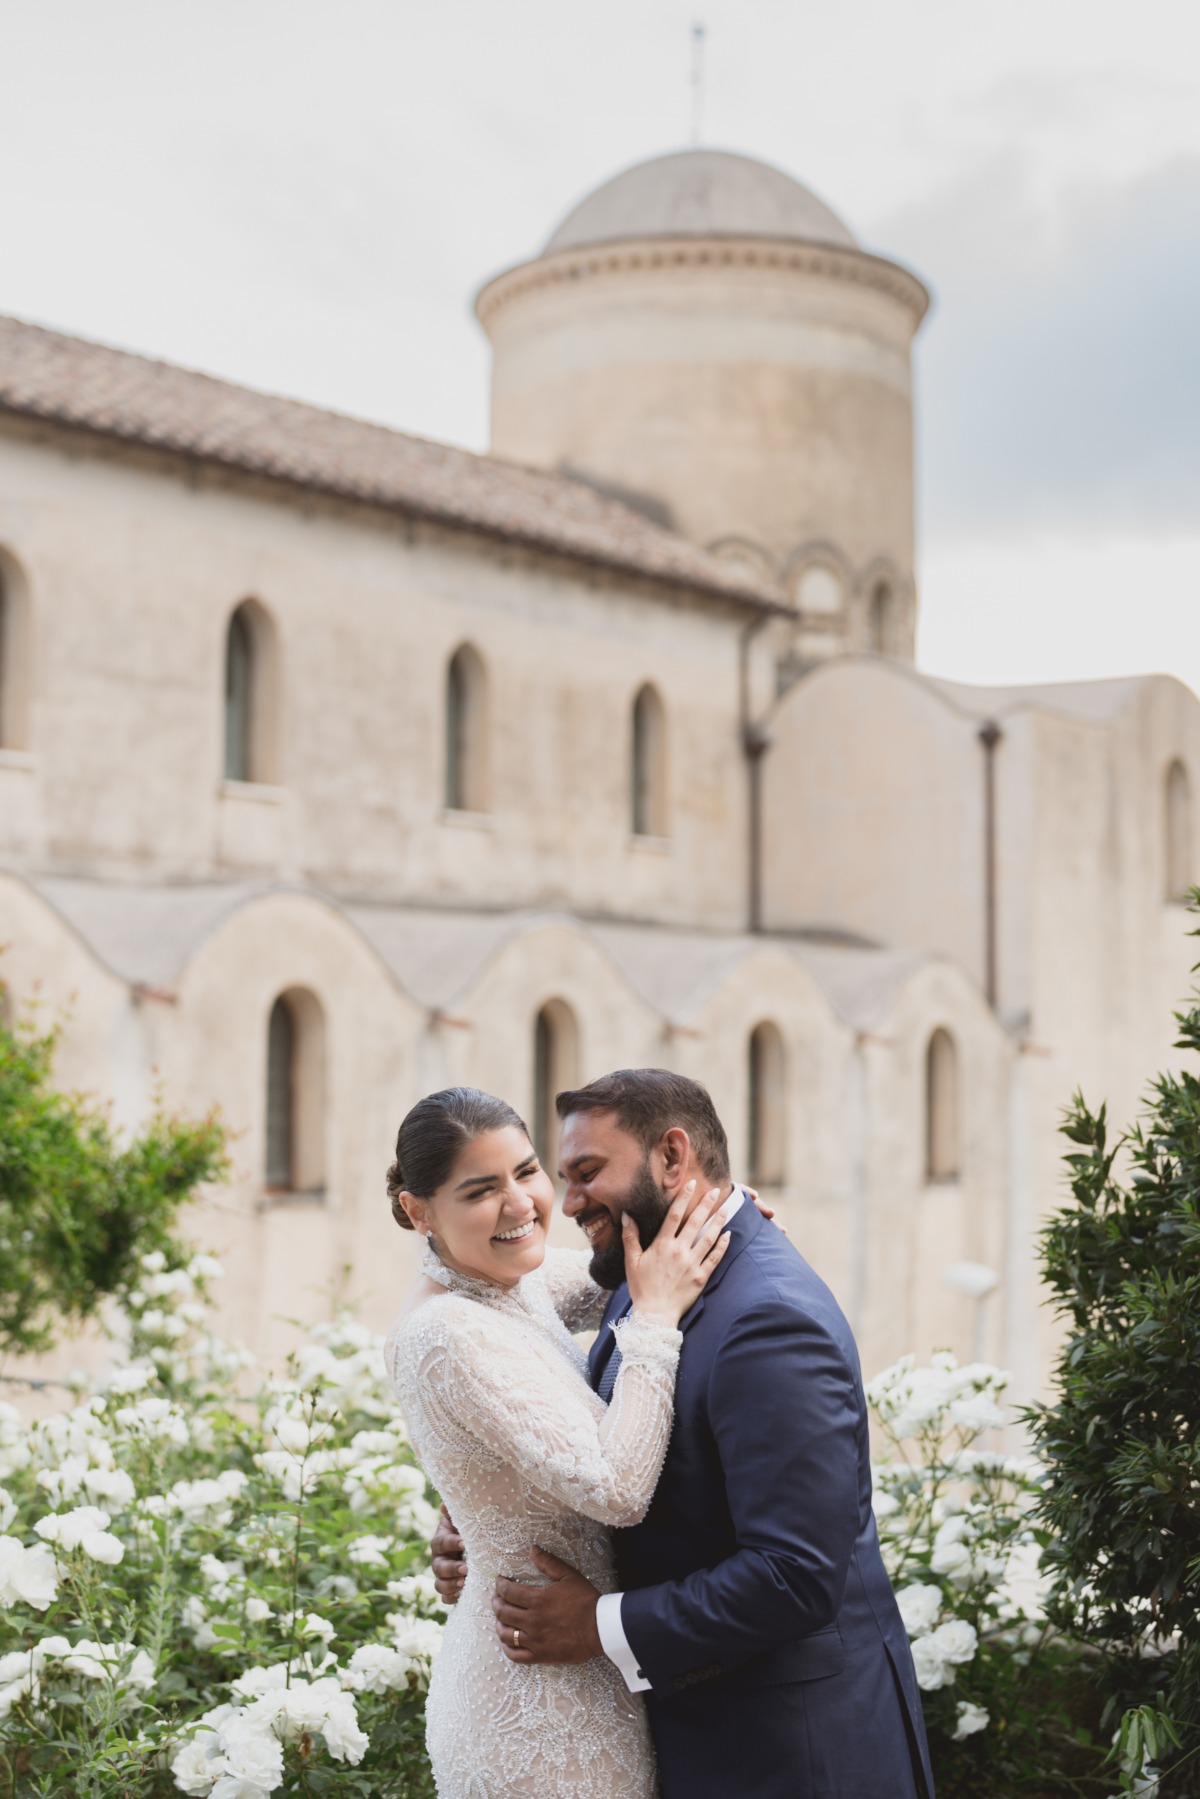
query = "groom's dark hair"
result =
(556, 1069, 730, 1182)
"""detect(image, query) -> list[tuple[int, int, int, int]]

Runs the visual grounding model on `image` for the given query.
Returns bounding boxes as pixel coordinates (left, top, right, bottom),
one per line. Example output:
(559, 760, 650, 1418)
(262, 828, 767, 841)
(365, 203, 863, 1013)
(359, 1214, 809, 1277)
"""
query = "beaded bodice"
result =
(386, 1246, 676, 1798)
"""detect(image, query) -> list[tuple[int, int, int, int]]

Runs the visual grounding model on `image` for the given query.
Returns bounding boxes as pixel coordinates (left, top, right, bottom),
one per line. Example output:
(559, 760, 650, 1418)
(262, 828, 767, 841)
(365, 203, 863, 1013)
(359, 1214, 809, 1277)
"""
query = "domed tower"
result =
(475, 149, 930, 660)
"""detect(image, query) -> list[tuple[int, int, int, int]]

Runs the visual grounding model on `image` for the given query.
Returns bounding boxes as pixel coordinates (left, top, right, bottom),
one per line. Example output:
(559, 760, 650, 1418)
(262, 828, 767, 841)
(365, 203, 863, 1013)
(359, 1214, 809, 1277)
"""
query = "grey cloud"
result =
(875, 155, 1200, 532)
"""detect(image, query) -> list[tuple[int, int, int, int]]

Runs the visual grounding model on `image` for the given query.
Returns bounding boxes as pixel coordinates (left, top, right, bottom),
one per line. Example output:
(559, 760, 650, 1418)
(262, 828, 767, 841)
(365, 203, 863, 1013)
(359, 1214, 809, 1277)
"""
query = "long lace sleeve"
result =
(538, 1246, 610, 1332)
(420, 1299, 681, 1529)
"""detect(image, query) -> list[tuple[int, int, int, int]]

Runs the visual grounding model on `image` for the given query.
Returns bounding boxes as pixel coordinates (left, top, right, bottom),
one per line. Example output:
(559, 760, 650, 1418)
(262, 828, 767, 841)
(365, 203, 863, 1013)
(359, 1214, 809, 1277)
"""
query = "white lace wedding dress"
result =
(386, 1246, 681, 1799)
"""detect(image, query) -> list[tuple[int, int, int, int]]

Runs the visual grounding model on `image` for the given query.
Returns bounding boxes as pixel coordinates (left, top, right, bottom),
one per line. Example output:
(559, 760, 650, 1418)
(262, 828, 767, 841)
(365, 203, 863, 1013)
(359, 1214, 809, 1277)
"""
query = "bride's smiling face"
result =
(406, 1127, 555, 1289)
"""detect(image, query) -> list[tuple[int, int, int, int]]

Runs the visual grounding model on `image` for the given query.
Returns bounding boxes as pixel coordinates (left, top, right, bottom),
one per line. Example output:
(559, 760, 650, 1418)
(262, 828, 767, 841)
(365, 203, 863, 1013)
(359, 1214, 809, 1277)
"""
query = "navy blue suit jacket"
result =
(588, 1200, 934, 1799)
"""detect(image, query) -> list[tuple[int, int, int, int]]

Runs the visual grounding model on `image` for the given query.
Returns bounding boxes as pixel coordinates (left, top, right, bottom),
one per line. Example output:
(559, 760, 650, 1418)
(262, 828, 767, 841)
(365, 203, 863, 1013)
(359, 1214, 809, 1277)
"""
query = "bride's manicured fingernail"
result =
(684, 1179, 696, 1193)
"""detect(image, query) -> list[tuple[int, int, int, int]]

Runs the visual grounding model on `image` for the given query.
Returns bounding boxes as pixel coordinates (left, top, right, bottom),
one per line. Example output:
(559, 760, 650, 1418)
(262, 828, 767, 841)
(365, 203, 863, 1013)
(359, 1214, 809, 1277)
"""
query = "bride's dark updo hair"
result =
(387, 1087, 530, 1229)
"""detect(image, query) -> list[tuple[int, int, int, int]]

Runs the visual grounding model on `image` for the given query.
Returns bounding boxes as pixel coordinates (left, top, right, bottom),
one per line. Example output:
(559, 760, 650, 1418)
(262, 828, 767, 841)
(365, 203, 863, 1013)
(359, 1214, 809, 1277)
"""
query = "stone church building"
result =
(1, 150, 1196, 1397)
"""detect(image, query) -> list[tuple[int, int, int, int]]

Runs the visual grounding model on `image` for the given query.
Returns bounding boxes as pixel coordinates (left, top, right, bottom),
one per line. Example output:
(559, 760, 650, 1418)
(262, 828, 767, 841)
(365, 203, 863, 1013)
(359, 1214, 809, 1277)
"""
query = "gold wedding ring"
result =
(513, 1628, 521, 1650)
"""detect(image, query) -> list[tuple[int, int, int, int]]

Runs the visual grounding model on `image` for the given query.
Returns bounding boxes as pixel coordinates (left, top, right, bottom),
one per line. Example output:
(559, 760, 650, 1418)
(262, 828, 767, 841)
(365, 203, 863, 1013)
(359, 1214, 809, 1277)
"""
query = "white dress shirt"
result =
(595, 1184, 746, 1693)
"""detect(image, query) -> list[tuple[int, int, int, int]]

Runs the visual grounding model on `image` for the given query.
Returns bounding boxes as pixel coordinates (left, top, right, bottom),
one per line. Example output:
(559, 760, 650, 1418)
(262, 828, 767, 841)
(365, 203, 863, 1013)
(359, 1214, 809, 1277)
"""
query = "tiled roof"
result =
(0, 313, 785, 612)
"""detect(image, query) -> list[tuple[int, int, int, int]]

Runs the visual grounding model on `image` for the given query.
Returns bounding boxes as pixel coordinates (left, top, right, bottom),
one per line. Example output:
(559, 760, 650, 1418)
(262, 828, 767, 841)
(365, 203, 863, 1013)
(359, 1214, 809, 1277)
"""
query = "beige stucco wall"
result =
(478, 242, 924, 651)
(0, 426, 748, 931)
(0, 869, 1016, 1393)
(761, 657, 1200, 1398)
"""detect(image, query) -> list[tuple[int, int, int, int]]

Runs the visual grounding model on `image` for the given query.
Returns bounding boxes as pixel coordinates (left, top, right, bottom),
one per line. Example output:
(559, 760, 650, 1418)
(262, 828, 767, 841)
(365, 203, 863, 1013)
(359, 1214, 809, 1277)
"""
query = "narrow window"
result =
(265, 997, 294, 1189)
(533, 998, 580, 1175)
(868, 582, 895, 654)
(445, 644, 487, 811)
(224, 607, 253, 781)
(1165, 760, 1193, 902)
(265, 988, 327, 1196)
(631, 683, 667, 837)
(0, 549, 30, 752)
(223, 599, 278, 784)
(925, 1028, 960, 1182)
(747, 1021, 786, 1188)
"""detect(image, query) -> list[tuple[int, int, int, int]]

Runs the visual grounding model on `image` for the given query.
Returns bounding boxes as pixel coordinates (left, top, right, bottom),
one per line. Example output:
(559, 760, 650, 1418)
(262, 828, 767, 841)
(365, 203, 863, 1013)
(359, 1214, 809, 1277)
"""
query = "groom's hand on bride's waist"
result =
(493, 1548, 603, 1664)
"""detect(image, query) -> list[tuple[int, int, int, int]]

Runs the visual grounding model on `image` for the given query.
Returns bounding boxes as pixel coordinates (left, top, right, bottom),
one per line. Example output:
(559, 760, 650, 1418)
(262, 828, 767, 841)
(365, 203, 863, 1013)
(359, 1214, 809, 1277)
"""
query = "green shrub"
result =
(869, 1355, 1107, 1796)
(0, 998, 226, 1358)
(1027, 914, 1200, 1795)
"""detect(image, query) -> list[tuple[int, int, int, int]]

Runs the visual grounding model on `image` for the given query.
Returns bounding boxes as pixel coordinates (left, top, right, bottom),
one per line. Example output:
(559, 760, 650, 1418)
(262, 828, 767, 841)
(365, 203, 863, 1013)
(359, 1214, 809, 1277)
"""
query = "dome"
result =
(544, 149, 858, 256)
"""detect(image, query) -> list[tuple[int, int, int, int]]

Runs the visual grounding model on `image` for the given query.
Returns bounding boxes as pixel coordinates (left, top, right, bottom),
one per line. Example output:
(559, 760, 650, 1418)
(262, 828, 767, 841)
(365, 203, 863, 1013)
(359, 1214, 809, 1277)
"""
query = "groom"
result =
(434, 1068, 934, 1799)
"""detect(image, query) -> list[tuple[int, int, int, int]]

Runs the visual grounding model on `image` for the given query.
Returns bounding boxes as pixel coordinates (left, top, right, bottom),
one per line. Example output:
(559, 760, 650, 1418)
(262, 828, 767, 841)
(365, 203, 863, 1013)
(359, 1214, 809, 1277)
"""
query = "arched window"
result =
(223, 599, 278, 784)
(868, 581, 896, 654)
(265, 988, 327, 1196)
(631, 683, 667, 838)
(533, 998, 580, 1175)
(1165, 760, 1193, 902)
(445, 644, 487, 812)
(925, 1027, 960, 1182)
(747, 1021, 786, 1188)
(0, 549, 30, 751)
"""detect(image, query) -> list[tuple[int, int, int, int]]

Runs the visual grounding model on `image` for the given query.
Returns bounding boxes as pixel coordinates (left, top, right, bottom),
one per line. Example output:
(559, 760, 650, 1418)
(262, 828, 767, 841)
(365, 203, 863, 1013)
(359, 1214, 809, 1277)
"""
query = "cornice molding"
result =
(475, 236, 931, 331)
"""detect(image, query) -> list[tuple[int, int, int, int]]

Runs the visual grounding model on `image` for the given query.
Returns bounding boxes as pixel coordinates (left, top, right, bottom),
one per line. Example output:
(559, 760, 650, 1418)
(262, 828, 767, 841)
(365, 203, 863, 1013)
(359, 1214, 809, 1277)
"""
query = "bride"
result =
(384, 1086, 732, 1799)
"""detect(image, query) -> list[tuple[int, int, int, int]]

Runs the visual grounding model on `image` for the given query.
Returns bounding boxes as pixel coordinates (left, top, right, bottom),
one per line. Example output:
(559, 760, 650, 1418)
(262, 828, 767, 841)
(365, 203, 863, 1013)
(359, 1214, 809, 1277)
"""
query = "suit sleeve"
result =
(618, 1297, 862, 1687)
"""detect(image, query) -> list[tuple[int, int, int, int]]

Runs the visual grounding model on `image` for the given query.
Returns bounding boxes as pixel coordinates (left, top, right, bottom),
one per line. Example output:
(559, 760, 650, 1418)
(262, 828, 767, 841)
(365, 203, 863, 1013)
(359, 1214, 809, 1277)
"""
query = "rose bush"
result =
(868, 1352, 1108, 1795)
(0, 1251, 443, 1798)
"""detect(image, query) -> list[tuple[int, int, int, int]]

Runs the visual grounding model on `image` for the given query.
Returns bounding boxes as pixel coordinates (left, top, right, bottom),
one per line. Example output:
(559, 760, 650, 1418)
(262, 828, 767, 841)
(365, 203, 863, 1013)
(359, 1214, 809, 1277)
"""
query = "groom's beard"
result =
(588, 1156, 671, 1290)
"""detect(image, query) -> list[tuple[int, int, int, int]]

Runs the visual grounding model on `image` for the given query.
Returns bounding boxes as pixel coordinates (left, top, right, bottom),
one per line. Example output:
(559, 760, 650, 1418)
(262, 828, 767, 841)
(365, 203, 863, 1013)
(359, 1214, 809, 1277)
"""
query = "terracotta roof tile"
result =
(0, 313, 786, 612)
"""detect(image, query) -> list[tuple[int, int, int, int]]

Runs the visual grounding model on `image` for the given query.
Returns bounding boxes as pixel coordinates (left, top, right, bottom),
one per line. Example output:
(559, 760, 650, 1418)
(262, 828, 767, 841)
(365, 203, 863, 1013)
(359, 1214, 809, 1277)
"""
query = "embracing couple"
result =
(384, 1069, 933, 1799)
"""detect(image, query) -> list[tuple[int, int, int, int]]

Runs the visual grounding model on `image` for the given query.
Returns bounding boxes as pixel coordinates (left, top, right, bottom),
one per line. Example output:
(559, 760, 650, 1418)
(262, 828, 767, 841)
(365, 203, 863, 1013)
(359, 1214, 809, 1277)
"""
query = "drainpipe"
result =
(740, 616, 772, 933)
(978, 720, 1003, 1008)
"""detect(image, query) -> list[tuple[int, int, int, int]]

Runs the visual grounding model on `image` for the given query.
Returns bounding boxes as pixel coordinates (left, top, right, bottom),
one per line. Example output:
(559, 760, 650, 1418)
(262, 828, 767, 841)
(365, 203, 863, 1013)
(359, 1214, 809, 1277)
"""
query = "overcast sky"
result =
(2, 0, 1198, 697)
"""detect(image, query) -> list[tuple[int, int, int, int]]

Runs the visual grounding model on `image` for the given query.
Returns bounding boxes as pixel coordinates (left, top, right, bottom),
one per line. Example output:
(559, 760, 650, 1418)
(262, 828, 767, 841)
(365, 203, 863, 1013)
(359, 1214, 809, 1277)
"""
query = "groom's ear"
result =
(659, 1127, 692, 1189)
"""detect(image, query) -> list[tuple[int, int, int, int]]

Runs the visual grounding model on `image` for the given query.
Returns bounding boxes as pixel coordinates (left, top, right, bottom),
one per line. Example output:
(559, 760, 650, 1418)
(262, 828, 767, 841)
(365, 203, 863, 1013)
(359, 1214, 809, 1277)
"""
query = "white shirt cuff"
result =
(595, 1591, 651, 1692)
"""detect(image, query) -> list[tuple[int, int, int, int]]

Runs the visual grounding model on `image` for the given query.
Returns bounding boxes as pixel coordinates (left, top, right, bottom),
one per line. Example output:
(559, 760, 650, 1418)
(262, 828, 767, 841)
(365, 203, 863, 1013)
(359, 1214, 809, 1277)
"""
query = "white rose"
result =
(894, 1584, 942, 1638)
(319, 1690, 369, 1764)
(273, 1416, 311, 1456)
(910, 1634, 951, 1692)
(217, 1725, 284, 1789)
(931, 1618, 978, 1665)
(245, 1597, 273, 1623)
(230, 1663, 289, 1701)
(344, 1643, 409, 1694)
(930, 1539, 974, 1585)
(298, 1612, 335, 1644)
(0, 1670, 39, 1720)
(952, 1700, 989, 1740)
(347, 1534, 393, 1568)
(170, 1733, 223, 1795)
(949, 1396, 1006, 1435)
(34, 1504, 111, 1550)
(0, 1537, 59, 1610)
(83, 1467, 137, 1510)
(81, 1528, 126, 1565)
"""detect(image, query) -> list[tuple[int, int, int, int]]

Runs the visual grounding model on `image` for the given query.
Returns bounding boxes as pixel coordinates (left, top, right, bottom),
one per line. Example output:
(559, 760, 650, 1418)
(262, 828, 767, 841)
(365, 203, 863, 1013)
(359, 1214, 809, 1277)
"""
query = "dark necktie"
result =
(596, 1299, 633, 1403)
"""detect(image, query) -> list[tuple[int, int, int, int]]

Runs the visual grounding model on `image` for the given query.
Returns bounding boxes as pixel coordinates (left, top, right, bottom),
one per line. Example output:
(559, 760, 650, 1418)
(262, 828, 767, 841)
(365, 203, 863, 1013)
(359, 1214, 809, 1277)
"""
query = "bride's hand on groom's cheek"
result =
(492, 1547, 603, 1664)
